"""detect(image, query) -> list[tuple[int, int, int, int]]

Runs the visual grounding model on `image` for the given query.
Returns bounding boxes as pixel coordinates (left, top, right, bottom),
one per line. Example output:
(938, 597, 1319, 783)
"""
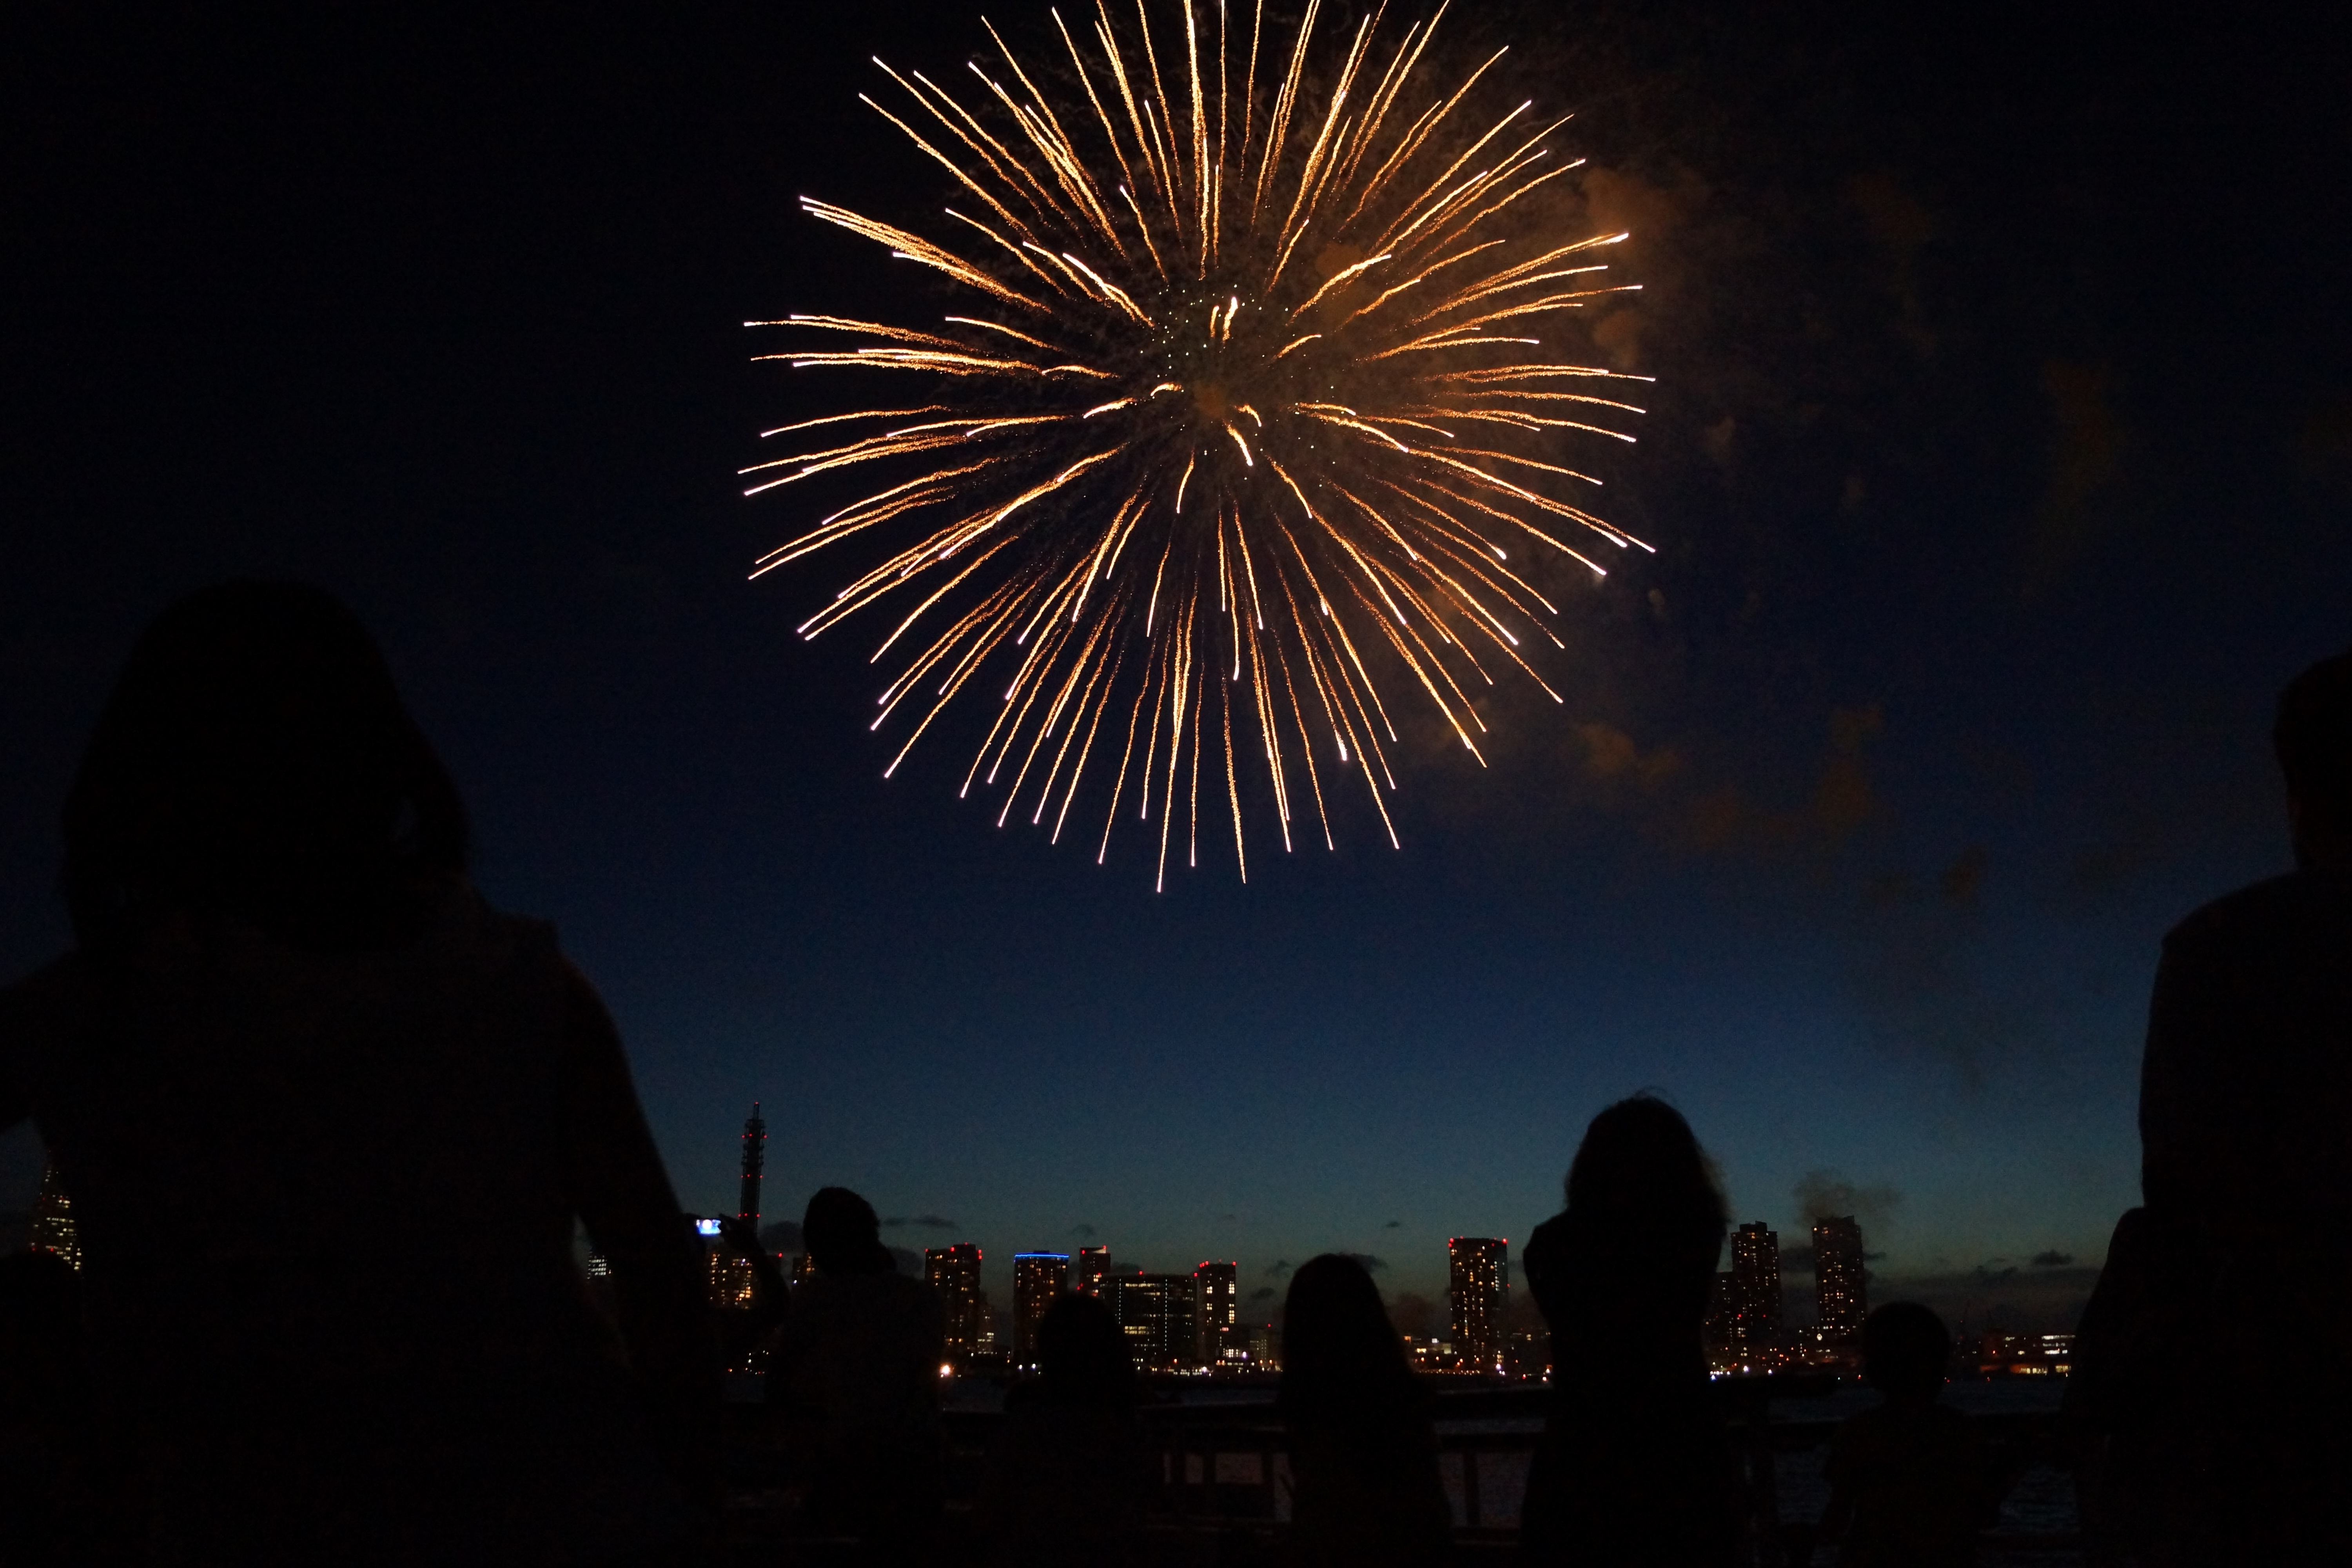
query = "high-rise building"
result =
(1102, 1273, 1198, 1370)
(926, 1244, 989, 1367)
(737, 1102, 766, 1229)
(1704, 1272, 1739, 1353)
(1013, 1252, 1071, 1365)
(1730, 1223, 1784, 1346)
(27, 1159, 79, 1271)
(1448, 1238, 1508, 1370)
(1812, 1215, 1867, 1342)
(706, 1247, 755, 1309)
(1074, 1245, 1112, 1297)
(1195, 1260, 1239, 1361)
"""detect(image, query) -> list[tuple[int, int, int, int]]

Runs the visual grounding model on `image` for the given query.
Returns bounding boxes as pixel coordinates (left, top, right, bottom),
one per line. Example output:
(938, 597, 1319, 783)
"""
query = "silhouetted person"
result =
(1814, 1303, 1987, 1567)
(972, 1291, 1147, 1564)
(1276, 1253, 1453, 1568)
(0, 582, 717, 1564)
(1519, 1094, 1741, 1566)
(0, 1248, 88, 1565)
(2076, 650, 2352, 1563)
(768, 1185, 946, 1543)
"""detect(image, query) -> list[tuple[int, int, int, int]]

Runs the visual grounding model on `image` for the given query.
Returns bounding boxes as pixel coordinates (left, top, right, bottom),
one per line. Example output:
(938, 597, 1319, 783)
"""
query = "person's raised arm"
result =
(558, 962, 719, 1481)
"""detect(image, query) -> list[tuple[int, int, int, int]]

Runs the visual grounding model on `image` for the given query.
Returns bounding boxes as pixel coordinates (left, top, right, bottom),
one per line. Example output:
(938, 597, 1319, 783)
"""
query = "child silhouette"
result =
(1817, 1303, 1992, 1567)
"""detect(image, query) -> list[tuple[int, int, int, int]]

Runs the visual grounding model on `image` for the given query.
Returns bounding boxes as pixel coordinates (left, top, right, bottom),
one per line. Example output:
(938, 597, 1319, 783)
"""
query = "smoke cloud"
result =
(1792, 1169, 1903, 1232)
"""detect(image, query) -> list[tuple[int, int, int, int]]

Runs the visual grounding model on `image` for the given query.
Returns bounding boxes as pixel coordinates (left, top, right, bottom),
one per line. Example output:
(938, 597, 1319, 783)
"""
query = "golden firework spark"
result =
(748, 0, 1651, 887)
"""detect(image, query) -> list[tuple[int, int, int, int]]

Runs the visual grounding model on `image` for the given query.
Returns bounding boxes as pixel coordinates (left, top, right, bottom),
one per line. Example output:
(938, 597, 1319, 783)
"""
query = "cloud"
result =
(1386, 1290, 1440, 1337)
(1265, 1259, 1294, 1279)
(881, 1214, 957, 1230)
(1069, 1223, 1097, 1238)
(2030, 1250, 2075, 1268)
(1550, 706, 1886, 867)
(1343, 1253, 1389, 1275)
(1382, 1219, 1403, 1230)
(1779, 1243, 1818, 1275)
(1248, 1285, 1276, 1303)
(1873, 1262, 2103, 1334)
(1938, 846, 1988, 907)
(886, 1245, 924, 1275)
(2025, 359, 2128, 594)
(1792, 1169, 1903, 1232)
(1216, 1213, 1238, 1223)
(1843, 862, 2058, 1085)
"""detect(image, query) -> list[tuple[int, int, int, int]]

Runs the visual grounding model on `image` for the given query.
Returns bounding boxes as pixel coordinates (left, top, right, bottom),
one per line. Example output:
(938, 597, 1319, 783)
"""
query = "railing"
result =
(1114, 1379, 2074, 1565)
(731, 1378, 2078, 1566)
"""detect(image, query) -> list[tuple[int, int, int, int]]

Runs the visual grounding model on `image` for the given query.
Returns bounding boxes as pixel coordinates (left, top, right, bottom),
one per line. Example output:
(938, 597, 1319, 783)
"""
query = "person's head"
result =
(62, 581, 467, 953)
(2276, 652, 2352, 868)
(802, 1187, 889, 1275)
(1565, 1093, 1730, 1243)
(1861, 1301, 1951, 1405)
(1033, 1291, 1136, 1408)
(1277, 1253, 1417, 1423)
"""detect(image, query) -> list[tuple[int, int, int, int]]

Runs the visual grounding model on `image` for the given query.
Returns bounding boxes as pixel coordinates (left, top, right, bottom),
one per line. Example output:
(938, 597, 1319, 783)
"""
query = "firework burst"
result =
(748, 0, 1651, 887)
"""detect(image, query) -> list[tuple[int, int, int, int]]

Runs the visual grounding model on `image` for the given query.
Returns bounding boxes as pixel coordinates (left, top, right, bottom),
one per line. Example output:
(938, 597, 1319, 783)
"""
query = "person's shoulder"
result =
(2165, 867, 2343, 956)
(1837, 1400, 1895, 1436)
(1523, 1208, 1584, 1271)
(1831, 1400, 1910, 1457)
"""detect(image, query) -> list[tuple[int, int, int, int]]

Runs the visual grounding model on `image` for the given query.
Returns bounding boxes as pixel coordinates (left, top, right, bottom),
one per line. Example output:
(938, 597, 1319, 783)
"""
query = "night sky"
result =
(5, 1, 2347, 1333)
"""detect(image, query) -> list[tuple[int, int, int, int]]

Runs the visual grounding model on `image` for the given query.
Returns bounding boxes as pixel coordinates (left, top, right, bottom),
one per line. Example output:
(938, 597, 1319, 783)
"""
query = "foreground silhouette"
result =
(1520, 1094, 1741, 1566)
(1812, 1302, 1989, 1568)
(972, 1291, 1147, 1565)
(1277, 1252, 1453, 1568)
(0, 583, 717, 1565)
(0, 1249, 87, 1565)
(2075, 650, 2352, 1564)
(768, 1185, 947, 1545)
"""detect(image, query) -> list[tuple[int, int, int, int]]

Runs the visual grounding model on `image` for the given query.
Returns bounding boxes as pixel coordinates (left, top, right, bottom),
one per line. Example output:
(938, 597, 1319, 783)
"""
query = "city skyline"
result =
(700, 1152, 2076, 1334)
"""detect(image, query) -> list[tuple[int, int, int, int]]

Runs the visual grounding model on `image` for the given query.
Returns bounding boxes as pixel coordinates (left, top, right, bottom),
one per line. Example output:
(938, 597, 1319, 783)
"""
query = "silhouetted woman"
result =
(972, 1291, 1147, 1564)
(0, 583, 717, 1565)
(769, 1185, 946, 1544)
(1277, 1253, 1453, 1567)
(1519, 1094, 1740, 1565)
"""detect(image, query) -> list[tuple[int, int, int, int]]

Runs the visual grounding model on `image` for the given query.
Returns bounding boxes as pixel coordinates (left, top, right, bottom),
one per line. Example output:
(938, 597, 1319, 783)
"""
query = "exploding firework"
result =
(748, 0, 1650, 886)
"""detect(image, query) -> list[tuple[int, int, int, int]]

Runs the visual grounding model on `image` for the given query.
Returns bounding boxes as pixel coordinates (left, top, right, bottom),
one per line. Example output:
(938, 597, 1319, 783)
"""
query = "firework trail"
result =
(748, 0, 1650, 887)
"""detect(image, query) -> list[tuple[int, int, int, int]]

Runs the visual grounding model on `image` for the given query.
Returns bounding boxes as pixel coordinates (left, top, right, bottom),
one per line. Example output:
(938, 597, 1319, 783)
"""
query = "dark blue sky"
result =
(5, 0, 2346, 1330)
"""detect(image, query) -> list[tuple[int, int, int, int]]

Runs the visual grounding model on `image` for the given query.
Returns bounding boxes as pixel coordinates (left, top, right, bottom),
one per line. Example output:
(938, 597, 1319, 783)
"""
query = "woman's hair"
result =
(61, 581, 468, 952)
(1033, 1291, 1137, 1409)
(1276, 1253, 1421, 1426)
(1565, 1093, 1730, 1241)
(802, 1186, 890, 1275)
